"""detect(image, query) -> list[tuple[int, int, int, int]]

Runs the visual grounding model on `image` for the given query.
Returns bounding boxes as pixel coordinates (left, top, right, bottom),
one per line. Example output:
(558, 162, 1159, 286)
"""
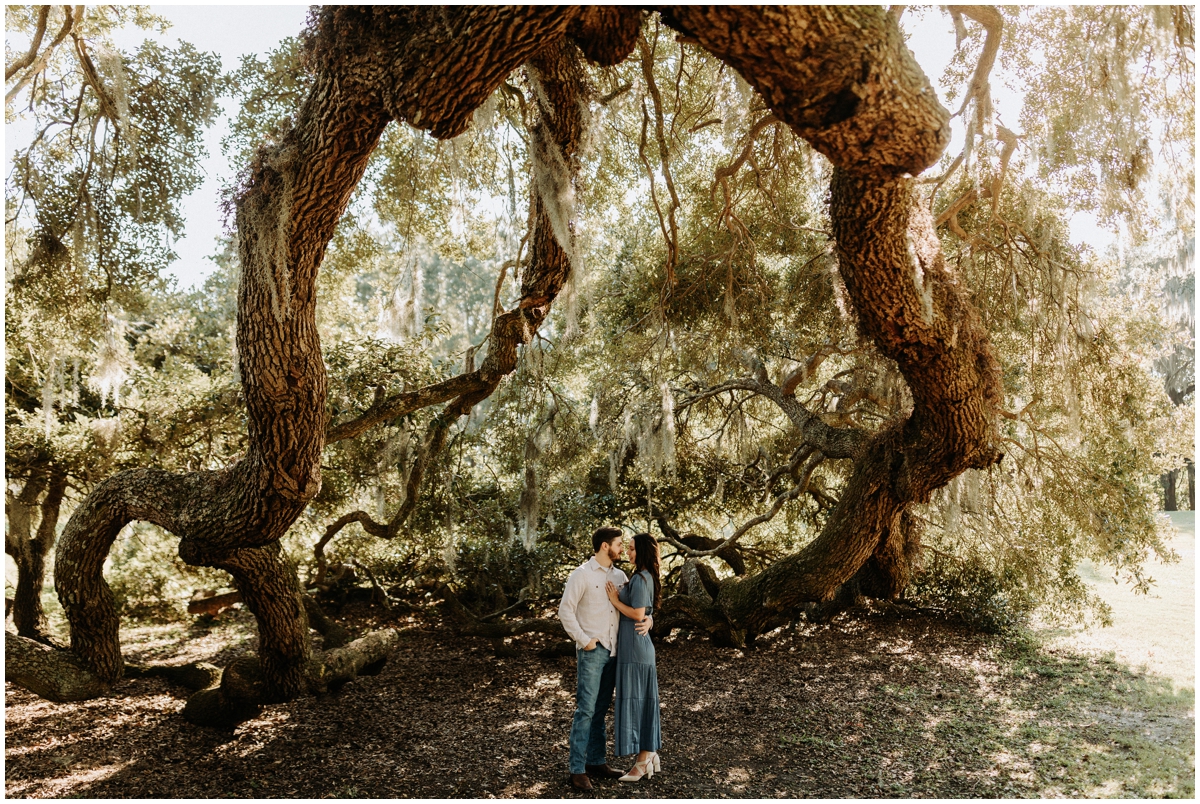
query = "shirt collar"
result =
(586, 556, 614, 572)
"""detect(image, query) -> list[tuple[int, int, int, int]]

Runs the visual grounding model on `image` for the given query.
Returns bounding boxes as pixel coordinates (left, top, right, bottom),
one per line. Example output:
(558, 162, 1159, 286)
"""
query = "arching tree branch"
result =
(5, 5, 75, 105)
(658, 450, 825, 560)
(638, 29, 682, 285)
(5, 6, 50, 81)
(946, 6, 1004, 126)
(679, 364, 868, 460)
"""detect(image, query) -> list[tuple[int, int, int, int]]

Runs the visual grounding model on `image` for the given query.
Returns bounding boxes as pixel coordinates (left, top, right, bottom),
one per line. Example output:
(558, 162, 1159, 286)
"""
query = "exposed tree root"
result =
(301, 594, 352, 649)
(5, 632, 108, 702)
(182, 628, 402, 728)
(125, 661, 223, 690)
(187, 590, 243, 617)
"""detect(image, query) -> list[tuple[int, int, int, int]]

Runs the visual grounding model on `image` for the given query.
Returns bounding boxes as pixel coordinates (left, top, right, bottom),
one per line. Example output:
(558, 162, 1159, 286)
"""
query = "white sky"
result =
(6, 5, 1113, 290)
(115, 5, 311, 289)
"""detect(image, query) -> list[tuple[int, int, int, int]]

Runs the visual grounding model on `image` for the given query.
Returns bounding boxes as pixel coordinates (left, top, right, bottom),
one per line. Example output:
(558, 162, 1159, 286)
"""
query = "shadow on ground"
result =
(5, 602, 1194, 799)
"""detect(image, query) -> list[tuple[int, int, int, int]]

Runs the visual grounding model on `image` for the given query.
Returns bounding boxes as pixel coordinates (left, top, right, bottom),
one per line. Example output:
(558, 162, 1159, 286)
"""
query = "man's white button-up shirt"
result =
(557, 556, 627, 655)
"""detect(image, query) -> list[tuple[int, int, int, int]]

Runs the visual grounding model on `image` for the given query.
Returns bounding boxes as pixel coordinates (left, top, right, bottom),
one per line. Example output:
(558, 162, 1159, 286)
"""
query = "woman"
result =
(604, 532, 662, 782)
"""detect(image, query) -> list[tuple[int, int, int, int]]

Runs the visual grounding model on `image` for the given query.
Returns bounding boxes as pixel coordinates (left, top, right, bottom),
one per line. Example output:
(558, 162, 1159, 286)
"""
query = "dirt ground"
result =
(5, 600, 1194, 799)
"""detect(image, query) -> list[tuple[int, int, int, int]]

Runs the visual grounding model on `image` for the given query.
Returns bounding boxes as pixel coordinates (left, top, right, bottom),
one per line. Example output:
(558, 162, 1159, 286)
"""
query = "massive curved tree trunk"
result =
(648, 6, 1004, 644)
(10, 5, 1005, 702)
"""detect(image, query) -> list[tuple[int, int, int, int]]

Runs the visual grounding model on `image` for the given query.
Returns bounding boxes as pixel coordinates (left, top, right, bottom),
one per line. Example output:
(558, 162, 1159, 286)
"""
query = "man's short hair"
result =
(592, 526, 623, 552)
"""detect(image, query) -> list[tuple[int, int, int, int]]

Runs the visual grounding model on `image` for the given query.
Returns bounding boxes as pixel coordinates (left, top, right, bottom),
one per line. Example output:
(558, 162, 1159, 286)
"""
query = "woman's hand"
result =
(605, 580, 620, 604)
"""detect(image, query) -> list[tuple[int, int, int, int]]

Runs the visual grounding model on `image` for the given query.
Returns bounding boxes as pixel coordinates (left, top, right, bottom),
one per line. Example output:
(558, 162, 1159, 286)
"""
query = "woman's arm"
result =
(615, 600, 646, 621)
(604, 581, 645, 621)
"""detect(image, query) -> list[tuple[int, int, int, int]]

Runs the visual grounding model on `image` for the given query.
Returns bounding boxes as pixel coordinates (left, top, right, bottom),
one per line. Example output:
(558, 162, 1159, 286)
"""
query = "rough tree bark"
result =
(5, 631, 107, 702)
(4, 465, 67, 639)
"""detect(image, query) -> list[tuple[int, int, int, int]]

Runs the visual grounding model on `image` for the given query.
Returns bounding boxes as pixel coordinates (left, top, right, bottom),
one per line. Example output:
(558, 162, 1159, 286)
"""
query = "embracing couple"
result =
(557, 526, 662, 791)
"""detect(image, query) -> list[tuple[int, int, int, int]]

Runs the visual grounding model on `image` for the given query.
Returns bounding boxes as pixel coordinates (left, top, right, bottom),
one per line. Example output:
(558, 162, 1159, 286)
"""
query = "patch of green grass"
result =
(989, 644, 1195, 797)
(780, 633, 1194, 797)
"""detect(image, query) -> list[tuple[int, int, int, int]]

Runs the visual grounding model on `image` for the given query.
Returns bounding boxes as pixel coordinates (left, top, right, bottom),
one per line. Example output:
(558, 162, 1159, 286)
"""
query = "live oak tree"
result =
(5, 6, 1191, 723)
(12, 6, 638, 722)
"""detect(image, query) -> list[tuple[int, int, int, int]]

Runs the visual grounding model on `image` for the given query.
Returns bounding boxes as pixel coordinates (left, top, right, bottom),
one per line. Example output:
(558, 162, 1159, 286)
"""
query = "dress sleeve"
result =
(630, 571, 653, 609)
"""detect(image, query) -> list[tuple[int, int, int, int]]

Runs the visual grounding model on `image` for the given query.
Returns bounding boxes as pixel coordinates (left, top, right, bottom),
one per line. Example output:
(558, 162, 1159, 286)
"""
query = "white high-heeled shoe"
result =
(652, 752, 661, 773)
(619, 754, 655, 782)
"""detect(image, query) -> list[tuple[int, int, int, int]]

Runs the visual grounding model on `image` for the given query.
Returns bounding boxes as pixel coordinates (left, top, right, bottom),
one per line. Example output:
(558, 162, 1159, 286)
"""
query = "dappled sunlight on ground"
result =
(6, 597, 1194, 797)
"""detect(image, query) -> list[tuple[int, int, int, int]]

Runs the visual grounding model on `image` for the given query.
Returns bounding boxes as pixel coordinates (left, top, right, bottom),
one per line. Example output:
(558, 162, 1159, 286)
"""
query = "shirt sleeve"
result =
(557, 570, 590, 650)
(630, 571, 653, 609)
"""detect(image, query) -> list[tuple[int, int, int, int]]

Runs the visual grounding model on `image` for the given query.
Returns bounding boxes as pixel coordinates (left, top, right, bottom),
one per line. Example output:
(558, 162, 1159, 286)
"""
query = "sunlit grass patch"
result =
(778, 622, 1194, 798)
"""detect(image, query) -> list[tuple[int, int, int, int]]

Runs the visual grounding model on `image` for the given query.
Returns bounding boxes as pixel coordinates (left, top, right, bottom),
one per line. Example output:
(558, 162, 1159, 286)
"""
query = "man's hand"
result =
(634, 615, 653, 636)
(583, 638, 599, 651)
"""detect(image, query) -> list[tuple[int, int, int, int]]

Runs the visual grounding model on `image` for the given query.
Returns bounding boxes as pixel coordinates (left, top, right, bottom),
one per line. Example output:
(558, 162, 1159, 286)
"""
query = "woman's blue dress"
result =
(614, 569, 661, 756)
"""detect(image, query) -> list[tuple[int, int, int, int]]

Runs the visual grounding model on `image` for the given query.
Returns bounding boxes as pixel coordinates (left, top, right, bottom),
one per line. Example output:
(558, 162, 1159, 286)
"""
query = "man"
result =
(558, 526, 652, 791)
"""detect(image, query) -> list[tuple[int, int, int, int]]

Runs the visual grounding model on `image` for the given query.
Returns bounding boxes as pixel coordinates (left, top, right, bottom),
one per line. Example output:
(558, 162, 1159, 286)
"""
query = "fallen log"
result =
(187, 590, 242, 616)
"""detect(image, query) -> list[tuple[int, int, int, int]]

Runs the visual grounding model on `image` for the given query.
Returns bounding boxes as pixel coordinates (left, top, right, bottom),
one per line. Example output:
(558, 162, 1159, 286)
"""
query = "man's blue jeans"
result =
(568, 644, 616, 774)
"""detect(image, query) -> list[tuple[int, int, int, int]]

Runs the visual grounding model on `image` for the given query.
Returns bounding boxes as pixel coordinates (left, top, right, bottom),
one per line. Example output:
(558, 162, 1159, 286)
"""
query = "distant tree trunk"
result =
(1164, 387, 1193, 510)
(1163, 470, 1178, 511)
(5, 466, 67, 639)
(6, 472, 46, 629)
(1188, 461, 1195, 511)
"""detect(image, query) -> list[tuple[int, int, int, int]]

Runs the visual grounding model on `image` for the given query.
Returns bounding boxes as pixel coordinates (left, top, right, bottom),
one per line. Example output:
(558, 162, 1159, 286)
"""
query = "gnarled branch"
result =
(946, 6, 1004, 127)
(658, 451, 824, 560)
(638, 30, 682, 285)
(679, 367, 868, 460)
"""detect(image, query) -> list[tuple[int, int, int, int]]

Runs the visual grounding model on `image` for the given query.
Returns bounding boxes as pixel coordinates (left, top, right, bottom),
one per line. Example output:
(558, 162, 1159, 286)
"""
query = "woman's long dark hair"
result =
(631, 532, 662, 611)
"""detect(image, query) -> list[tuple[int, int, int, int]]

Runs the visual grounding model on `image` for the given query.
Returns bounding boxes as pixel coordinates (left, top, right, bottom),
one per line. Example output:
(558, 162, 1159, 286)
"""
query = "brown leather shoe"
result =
(570, 773, 594, 791)
(586, 763, 625, 779)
